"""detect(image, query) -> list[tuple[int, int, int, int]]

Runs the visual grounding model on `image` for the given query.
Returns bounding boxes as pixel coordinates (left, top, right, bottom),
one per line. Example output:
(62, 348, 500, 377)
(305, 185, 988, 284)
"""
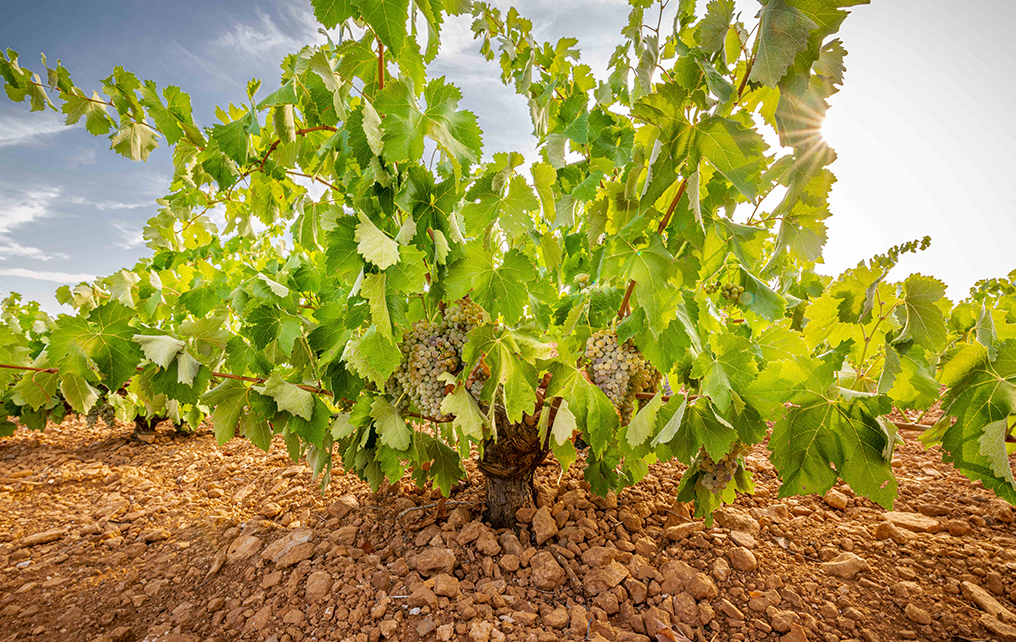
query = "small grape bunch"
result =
(702, 281, 721, 294)
(694, 442, 752, 496)
(720, 282, 745, 303)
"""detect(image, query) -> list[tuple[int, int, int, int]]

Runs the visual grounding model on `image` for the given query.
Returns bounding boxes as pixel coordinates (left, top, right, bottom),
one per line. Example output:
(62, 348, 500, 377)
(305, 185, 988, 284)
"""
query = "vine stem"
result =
(617, 178, 689, 322)
(377, 37, 385, 90)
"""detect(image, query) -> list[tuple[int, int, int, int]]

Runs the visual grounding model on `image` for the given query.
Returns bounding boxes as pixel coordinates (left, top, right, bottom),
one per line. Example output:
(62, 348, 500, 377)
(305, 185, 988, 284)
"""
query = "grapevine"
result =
(0, 0, 1014, 528)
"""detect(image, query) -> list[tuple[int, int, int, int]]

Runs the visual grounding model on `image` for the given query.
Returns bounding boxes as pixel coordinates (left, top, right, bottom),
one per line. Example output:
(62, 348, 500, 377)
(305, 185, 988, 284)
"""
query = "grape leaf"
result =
(749, 0, 818, 87)
(896, 274, 947, 351)
(370, 396, 412, 451)
(691, 332, 759, 412)
(446, 245, 534, 325)
(260, 371, 314, 421)
(626, 392, 663, 447)
(545, 363, 619, 457)
(133, 334, 186, 369)
(354, 213, 401, 270)
(49, 302, 143, 391)
(203, 378, 249, 445)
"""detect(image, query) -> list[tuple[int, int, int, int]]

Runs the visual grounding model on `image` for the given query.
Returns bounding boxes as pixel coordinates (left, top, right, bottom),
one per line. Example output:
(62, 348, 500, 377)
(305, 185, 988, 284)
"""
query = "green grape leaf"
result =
(746, 357, 896, 507)
(311, 0, 356, 28)
(360, 272, 392, 339)
(440, 383, 488, 441)
(749, 0, 818, 87)
(463, 326, 550, 423)
(287, 397, 332, 449)
(426, 437, 466, 496)
(110, 122, 159, 161)
(133, 334, 186, 369)
(12, 369, 59, 411)
(49, 302, 143, 391)
(626, 392, 663, 448)
(545, 363, 620, 457)
(446, 245, 534, 325)
(370, 396, 412, 451)
(240, 410, 274, 452)
(896, 274, 947, 351)
(260, 371, 314, 421)
(203, 378, 249, 445)
(354, 0, 409, 56)
(673, 116, 769, 201)
(354, 213, 401, 270)
(601, 236, 680, 337)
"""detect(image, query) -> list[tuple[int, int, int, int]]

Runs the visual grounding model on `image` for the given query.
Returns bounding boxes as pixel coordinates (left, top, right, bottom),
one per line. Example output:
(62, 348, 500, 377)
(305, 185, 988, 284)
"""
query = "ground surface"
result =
(2, 416, 1016, 642)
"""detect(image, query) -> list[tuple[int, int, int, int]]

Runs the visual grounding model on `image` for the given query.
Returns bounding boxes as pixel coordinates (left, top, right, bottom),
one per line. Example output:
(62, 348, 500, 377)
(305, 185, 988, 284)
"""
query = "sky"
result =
(1, 0, 1015, 313)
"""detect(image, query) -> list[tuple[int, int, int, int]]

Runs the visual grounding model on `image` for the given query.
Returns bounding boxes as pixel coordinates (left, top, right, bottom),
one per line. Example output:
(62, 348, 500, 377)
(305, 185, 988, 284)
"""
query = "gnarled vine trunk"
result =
(478, 406, 548, 529)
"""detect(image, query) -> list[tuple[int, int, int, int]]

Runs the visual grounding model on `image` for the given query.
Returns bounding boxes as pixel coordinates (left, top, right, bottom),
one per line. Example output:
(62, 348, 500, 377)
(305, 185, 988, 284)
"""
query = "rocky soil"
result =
(2, 416, 1016, 642)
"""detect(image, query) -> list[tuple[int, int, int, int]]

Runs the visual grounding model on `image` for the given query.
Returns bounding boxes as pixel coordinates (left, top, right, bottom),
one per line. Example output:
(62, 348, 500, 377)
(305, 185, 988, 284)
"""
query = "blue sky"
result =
(2, 0, 1015, 312)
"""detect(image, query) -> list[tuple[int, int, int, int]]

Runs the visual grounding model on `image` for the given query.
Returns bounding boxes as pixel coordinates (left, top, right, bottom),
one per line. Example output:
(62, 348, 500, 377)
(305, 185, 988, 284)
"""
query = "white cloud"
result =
(209, 3, 325, 62)
(110, 219, 145, 250)
(0, 240, 65, 261)
(0, 112, 71, 148)
(0, 185, 61, 236)
(66, 195, 151, 212)
(0, 268, 94, 283)
(66, 147, 97, 170)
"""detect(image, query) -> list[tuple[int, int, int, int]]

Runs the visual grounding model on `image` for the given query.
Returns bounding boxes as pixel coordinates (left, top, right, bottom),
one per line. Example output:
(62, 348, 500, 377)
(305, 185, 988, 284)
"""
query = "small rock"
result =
(883, 511, 940, 533)
(409, 586, 439, 610)
(918, 503, 949, 517)
(226, 535, 262, 564)
(728, 546, 758, 572)
(961, 581, 1016, 622)
(260, 502, 282, 518)
(276, 542, 315, 567)
(532, 507, 559, 545)
(712, 557, 731, 581)
(19, 529, 66, 547)
(905, 603, 931, 626)
(141, 528, 171, 543)
(379, 619, 399, 638)
(581, 546, 617, 567)
(729, 530, 756, 549)
(436, 624, 455, 641)
(530, 551, 566, 590)
(686, 572, 719, 600)
(475, 530, 501, 556)
(824, 489, 848, 510)
(947, 519, 972, 536)
(980, 613, 1016, 640)
(499, 554, 520, 572)
(417, 618, 436, 636)
(327, 494, 359, 520)
(874, 521, 910, 544)
(780, 624, 809, 642)
(988, 572, 1006, 596)
(305, 570, 332, 602)
(433, 573, 460, 597)
(543, 606, 570, 629)
(469, 620, 494, 642)
(713, 508, 760, 536)
(584, 560, 629, 596)
(411, 548, 457, 577)
(673, 592, 701, 627)
(822, 552, 870, 579)
(665, 522, 704, 541)
(261, 529, 312, 563)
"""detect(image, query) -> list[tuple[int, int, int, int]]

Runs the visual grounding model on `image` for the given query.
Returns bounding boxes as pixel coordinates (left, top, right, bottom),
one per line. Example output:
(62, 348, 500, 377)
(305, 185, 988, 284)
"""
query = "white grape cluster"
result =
(389, 301, 488, 418)
(584, 330, 661, 422)
(85, 398, 117, 429)
(694, 442, 752, 495)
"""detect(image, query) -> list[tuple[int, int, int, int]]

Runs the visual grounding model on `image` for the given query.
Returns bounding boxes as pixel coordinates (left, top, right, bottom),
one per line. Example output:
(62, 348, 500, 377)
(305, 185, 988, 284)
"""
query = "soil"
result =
(1, 413, 1016, 642)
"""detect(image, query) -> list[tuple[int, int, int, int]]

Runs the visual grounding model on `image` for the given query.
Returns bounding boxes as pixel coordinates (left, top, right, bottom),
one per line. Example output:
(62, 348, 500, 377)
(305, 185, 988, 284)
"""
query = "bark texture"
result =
(478, 406, 547, 528)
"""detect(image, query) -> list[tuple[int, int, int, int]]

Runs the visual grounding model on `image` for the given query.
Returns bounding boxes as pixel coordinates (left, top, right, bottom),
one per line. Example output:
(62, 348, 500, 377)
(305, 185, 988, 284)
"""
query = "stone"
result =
(532, 507, 559, 545)
(498, 532, 525, 556)
(988, 572, 1005, 596)
(712, 557, 731, 581)
(713, 508, 760, 536)
(469, 620, 494, 642)
(980, 614, 1016, 640)
(625, 578, 648, 604)
(277, 542, 315, 567)
(433, 573, 460, 597)
(476, 530, 502, 556)
(659, 560, 698, 594)
(947, 519, 972, 536)
(883, 511, 940, 533)
(19, 529, 66, 547)
(226, 535, 262, 564)
(411, 548, 457, 577)
(822, 552, 870, 579)
(905, 603, 931, 626)
(543, 606, 570, 629)
(283, 608, 305, 624)
(729, 530, 756, 549)
(499, 554, 520, 572)
(260, 502, 282, 518)
(686, 572, 719, 600)
(141, 528, 171, 542)
(328, 494, 359, 520)
(728, 546, 758, 572)
(261, 529, 312, 563)
(824, 490, 848, 510)
(780, 624, 809, 642)
(335, 525, 358, 545)
(436, 624, 455, 641)
(417, 618, 436, 636)
(961, 581, 1016, 622)
(248, 605, 272, 630)
(409, 586, 439, 610)
(581, 546, 617, 567)
(873, 521, 910, 544)
(635, 537, 657, 558)
(665, 522, 704, 541)
(584, 560, 629, 596)
(305, 570, 332, 602)
(570, 604, 590, 632)
(672, 592, 701, 627)
(530, 551, 566, 590)
(770, 610, 797, 633)
(918, 503, 949, 517)
(379, 619, 399, 638)
(458, 520, 486, 544)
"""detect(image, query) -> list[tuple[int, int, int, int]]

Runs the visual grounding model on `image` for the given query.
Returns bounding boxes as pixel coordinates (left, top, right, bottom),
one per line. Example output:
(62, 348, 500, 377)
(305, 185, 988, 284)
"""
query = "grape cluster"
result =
(703, 281, 745, 303)
(694, 442, 752, 495)
(389, 301, 488, 418)
(85, 398, 117, 429)
(584, 330, 661, 422)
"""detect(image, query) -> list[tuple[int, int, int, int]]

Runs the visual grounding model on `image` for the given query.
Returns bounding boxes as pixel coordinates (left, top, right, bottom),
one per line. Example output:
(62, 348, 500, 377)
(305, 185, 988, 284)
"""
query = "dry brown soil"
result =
(2, 415, 1016, 642)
